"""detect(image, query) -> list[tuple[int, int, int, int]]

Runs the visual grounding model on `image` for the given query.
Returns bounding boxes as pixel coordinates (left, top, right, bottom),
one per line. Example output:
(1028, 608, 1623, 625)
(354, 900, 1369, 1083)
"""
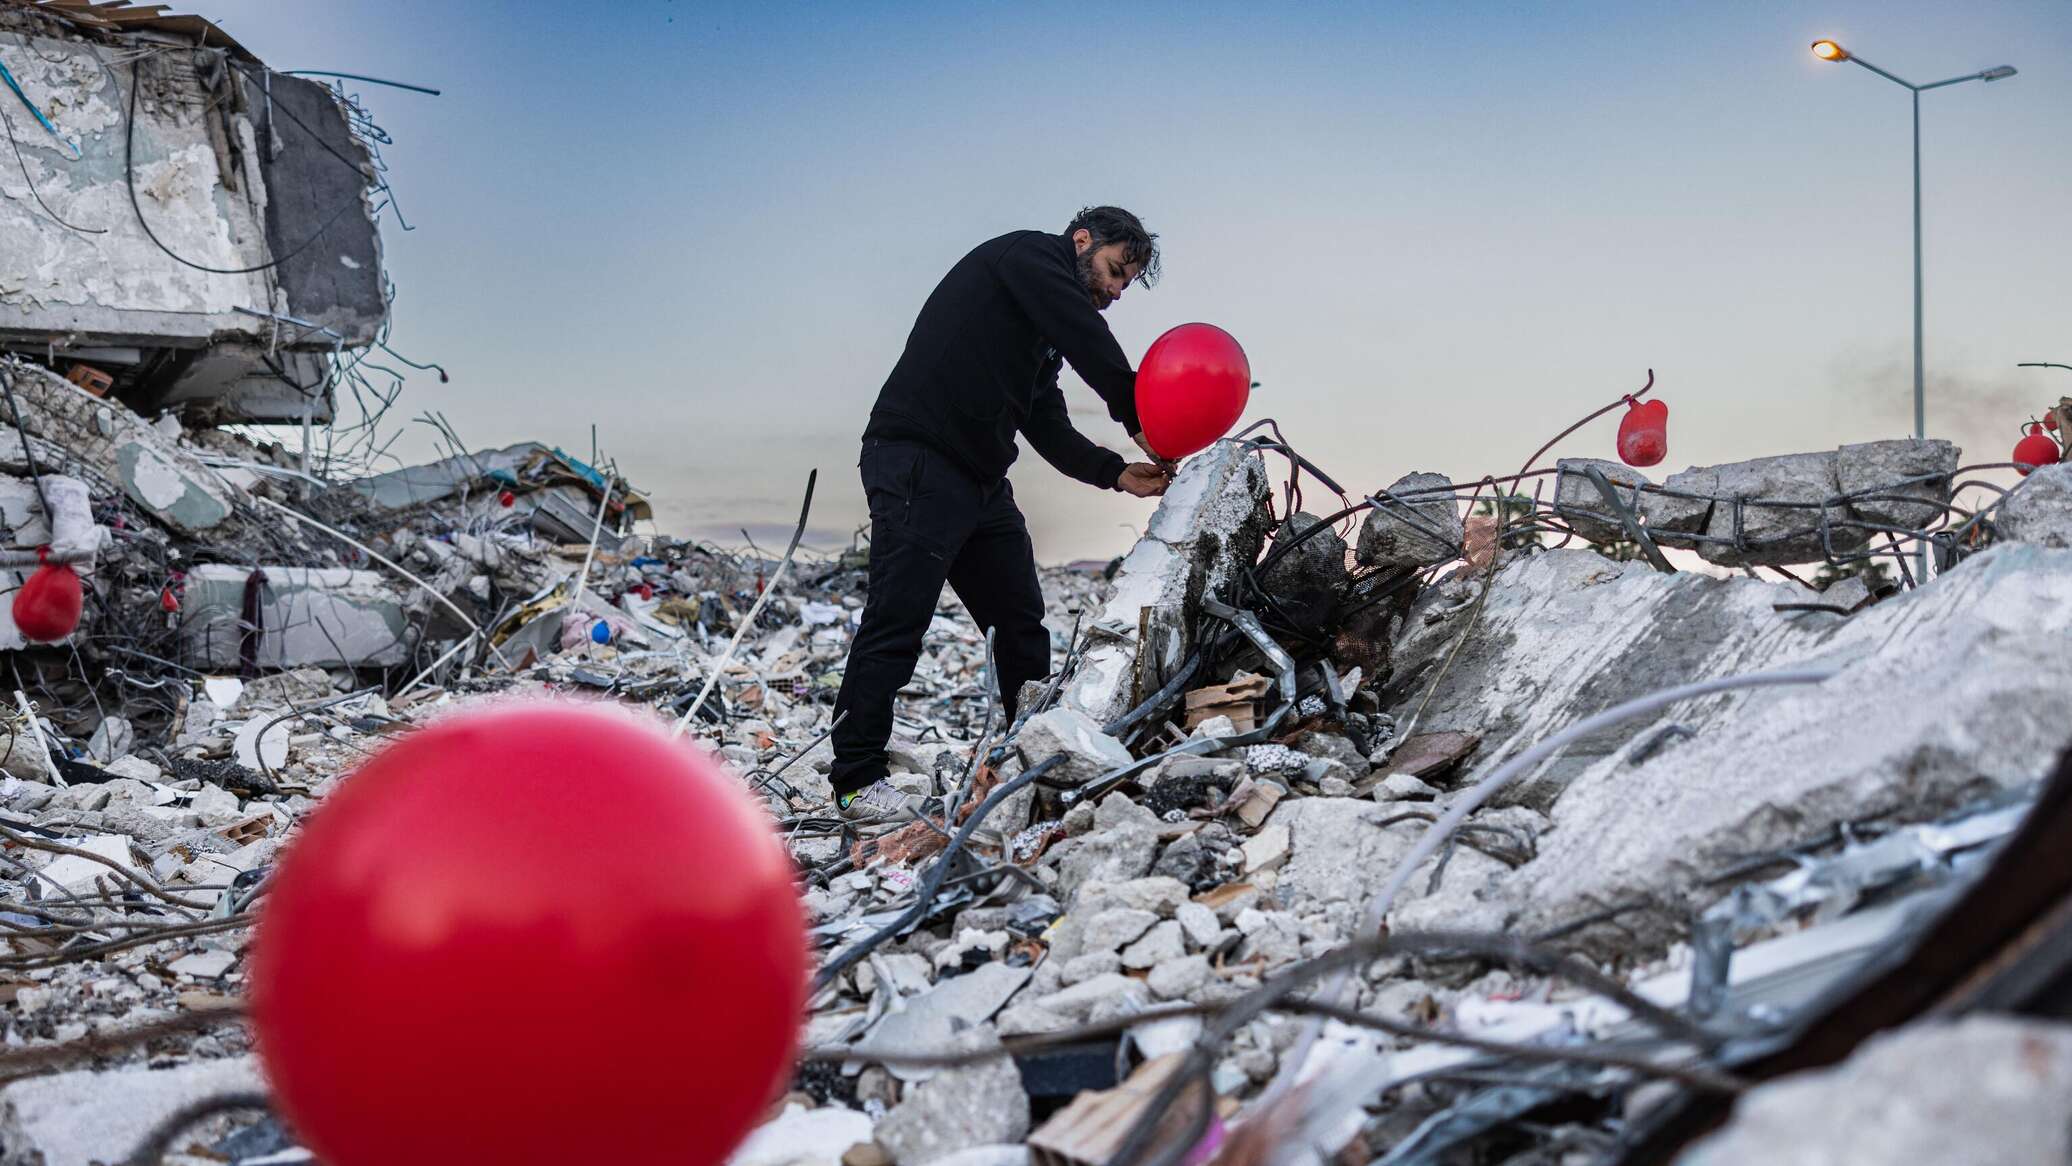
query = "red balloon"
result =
(250, 701, 807, 1166)
(1136, 323, 1250, 461)
(1617, 399, 1669, 468)
(2014, 428, 2061, 476)
(12, 553, 82, 643)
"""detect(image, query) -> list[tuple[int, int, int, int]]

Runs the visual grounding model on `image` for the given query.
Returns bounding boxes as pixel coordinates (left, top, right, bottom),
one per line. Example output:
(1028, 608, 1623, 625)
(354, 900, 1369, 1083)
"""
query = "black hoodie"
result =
(863, 230, 1138, 490)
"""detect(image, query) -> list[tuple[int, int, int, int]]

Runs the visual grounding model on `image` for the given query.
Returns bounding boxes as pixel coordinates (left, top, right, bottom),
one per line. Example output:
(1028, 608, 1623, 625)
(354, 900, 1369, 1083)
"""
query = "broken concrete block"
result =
(1381, 550, 1819, 809)
(85, 716, 132, 764)
(1176, 901, 1223, 950)
(871, 1027, 1030, 1166)
(1551, 458, 1652, 544)
(1357, 472, 1463, 568)
(1147, 954, 1213, 1000)
(182, 564, 414, 669)
(1697, 451, 1869, 567)
(34, 834, 137, 895)
(184, 783, 242, 822)
(1119, 920, 1184, 970)
(1100, 876, 1190, 917)
(103, 756, 162, 783)
(1240, 823, 1291, 874)
(1060, 952, 1122, 986)
(1062, 441, 1270, 724)
(1234, 910, 1303, 966)
(1999, 462, 2072, 549)
(224, 667, 331, 714)
(1683, 1017, 2072, 1166)
(1052, 826, 1158, 902)
(1, 365, 240, 533)
(1016, 707, 1132, 787)
(1266, 798, 1426, 912)
(1030, 972, 1146, 1025)
(0, 1055, 264, 1166)
(1149, 832, 1225, 893)
(1643, 464, 1719, 545)
(1258, 512, 1347, 625)
(1504, 543, 2072, 956)
(1079, 907, 1159, 954)
(167, 949, 237, 979)
(1377, 772, 1440, 800)
(863, 961, 1030, 1083)
(1836, 437, 1958, 531)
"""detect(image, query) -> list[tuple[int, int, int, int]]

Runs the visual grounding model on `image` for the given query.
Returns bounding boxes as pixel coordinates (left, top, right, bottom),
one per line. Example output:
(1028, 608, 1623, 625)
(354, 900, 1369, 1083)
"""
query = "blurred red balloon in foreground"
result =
(1137, 323, 1250, 461)
(250, 701, 807, 1166)
(12, 550, 81, 643)
(1617, 398, 1669, 468)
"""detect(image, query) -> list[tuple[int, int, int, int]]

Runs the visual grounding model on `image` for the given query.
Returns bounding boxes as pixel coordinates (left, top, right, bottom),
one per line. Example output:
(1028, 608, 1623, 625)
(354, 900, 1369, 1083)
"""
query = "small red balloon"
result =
(1136, 323, 1250, 461)
(2014, 430, 2061, 476)
(13, 552, 82, 643)
(250, 701, 807, 1166)
(1617, 398, 1669, 468)
(498, 490, 516, 508)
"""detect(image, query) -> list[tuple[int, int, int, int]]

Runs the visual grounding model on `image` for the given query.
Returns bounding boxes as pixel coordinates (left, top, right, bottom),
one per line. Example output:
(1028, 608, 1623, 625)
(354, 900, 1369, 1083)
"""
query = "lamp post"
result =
(1809, 41, 2016, 445)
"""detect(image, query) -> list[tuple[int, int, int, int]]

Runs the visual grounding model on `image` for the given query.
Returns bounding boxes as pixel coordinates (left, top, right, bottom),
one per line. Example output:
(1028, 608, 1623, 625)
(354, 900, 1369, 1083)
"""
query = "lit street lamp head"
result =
(1811, 39, 1849, 62)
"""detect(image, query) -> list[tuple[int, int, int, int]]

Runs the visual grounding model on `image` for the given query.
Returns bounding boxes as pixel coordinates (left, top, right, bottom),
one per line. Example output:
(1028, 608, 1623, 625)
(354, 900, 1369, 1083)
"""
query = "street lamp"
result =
(1809, 40, 2016, 444)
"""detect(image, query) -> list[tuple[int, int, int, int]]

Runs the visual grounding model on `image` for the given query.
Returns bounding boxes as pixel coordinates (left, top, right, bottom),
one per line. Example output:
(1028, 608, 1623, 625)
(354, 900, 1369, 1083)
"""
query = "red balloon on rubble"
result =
(249, 700, 808, 1166)
(1617, 398, 1669, 468)
(12, 550, 82, 643)
(2014, 424, 2061, 476)
(1136, 323, 1251, 461)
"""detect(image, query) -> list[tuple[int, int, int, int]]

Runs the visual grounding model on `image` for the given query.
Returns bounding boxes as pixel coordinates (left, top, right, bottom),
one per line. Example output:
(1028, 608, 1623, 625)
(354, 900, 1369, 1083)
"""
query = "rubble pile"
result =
(3, 338, 2072, 1164)
(3, 9, 2071, 1159)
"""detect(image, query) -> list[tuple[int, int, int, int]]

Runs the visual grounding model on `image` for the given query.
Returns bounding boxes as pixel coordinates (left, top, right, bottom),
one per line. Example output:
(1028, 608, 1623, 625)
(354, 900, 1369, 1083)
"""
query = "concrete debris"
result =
(0, 1055, 265, 1166)
(1015, 708, 1132, 787)
(1696, 450, 1867, 566)
(872, 1029, 1031, 1165)
(1498, 543, 2072, 954)
(1835, 437, 1959, 530)
(1683, 1017, 2072, 1166)
(1552, 458, 1651, 543)
(0, 92, 2058, 1161)
(1358, 472, 1463, 568)
(1997, 461, 2072, 549)
(1061, 439, 1270, 725)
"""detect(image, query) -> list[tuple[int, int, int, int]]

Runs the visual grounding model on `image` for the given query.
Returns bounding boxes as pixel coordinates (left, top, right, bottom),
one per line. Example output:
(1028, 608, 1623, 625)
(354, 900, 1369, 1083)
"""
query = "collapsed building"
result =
(4, 3, 2072, 1164)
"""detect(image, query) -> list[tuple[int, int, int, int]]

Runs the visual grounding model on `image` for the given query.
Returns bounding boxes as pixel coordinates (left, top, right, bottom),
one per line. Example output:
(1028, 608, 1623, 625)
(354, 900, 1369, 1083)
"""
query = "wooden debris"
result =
(1027, 1053, 1215, 1166)
(1183, 672, 1272, 732)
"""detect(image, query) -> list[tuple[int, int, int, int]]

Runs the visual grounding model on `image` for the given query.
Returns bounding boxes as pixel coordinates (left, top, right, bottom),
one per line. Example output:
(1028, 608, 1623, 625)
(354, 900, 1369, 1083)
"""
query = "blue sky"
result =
(203, 0, 2072, 559)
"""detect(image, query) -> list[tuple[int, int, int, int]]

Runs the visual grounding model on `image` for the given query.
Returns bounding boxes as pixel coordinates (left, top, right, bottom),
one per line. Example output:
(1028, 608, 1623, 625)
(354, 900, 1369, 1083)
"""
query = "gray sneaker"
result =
(837, 779, 927, 822)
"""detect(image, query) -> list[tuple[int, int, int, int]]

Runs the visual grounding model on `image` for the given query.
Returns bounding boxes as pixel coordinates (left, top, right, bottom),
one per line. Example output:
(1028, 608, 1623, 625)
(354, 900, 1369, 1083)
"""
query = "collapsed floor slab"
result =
(1422, 543, 2072, 956)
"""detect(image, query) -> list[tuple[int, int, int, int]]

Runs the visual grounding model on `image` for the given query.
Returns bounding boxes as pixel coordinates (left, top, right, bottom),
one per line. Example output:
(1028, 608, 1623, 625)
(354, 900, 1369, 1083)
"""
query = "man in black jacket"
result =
(833, 206, 1173, 819)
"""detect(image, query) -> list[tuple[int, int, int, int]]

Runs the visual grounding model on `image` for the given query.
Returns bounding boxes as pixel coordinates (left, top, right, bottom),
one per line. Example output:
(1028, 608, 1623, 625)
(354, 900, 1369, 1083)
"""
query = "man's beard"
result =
(1077, 248, 1109, 309)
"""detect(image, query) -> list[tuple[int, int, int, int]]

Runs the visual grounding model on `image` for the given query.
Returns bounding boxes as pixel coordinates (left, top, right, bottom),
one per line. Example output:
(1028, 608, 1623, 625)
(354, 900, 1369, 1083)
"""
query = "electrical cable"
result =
(1, 105, 103, 234)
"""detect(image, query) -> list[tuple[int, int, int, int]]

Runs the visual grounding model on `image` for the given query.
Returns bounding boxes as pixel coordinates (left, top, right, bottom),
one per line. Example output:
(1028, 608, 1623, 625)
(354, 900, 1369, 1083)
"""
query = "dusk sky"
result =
(205, 0, 2071, 561)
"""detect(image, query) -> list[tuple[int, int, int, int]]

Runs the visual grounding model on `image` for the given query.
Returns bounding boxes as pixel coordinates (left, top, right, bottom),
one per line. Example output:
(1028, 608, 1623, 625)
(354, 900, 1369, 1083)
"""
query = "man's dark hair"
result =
(1066, 206, 1160, 287)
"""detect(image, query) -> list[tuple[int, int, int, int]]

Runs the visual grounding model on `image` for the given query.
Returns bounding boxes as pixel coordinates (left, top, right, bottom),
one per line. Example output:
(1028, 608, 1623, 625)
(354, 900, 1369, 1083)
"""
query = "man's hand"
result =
(1118, 462, 1172, 498)
(1131, 431, 1179, 474)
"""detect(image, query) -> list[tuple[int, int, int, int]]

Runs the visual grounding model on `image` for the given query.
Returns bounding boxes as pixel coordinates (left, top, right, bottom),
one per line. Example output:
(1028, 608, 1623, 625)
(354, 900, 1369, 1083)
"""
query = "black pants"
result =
(830, 439, 1051, 797)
